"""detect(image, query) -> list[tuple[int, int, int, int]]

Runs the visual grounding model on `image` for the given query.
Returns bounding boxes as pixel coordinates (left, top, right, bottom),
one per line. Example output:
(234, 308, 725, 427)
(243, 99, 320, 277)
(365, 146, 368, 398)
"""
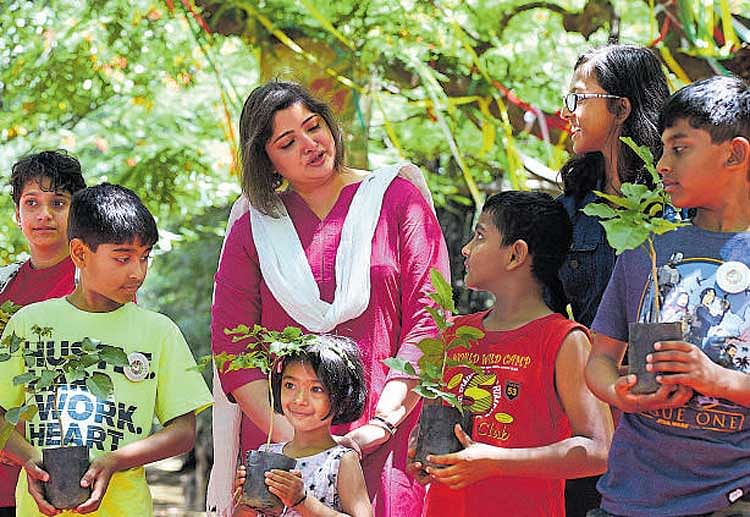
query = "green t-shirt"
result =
(0, 298, 212, 516)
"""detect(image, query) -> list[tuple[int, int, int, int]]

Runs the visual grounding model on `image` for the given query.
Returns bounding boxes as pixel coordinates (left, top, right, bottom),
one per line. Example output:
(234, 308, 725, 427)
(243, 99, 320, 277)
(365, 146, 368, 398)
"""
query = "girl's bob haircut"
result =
(271, 335, 366, 426)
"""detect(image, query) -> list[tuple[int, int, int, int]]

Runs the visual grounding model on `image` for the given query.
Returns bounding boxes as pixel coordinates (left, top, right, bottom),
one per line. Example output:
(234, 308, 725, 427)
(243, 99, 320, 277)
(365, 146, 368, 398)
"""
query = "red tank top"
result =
(424, 311, 588, 517)
(0, 256, 76, 507)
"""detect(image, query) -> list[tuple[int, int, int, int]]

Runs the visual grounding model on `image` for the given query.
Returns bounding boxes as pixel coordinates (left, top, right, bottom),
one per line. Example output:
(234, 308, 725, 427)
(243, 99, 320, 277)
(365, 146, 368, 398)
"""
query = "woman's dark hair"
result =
(561, 44, 669, 199)
(482, 191, 572, 315)
(238, 81, 345, 216)
(271, 335, 366, 425)
(10, 149, 86, 205)
(68, 183, 158, 251)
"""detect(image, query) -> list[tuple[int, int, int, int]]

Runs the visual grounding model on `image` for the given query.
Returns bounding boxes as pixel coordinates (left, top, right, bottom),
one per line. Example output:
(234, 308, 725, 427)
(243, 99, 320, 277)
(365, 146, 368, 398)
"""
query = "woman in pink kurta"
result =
(210, 81, 449, 517)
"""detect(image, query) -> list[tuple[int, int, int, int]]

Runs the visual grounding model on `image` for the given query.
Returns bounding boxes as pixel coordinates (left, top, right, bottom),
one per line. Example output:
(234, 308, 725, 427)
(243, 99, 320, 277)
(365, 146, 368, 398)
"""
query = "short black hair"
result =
(68, 183, 158, 251)
(10, 149, 86, 205)
(661, 75, 750, 143)
(482, 191, 572, 315)
(271, 335, 366, 425)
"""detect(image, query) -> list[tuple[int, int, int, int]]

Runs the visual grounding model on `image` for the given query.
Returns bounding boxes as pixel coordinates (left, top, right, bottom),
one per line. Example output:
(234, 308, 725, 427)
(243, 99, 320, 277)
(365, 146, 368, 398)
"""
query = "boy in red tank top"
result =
(409, 191, 613, 517)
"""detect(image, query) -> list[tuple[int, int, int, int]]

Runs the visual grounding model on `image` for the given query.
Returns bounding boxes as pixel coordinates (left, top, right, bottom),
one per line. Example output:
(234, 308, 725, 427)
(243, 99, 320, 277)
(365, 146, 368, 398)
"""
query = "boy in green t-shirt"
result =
(0, 183, 212, 516)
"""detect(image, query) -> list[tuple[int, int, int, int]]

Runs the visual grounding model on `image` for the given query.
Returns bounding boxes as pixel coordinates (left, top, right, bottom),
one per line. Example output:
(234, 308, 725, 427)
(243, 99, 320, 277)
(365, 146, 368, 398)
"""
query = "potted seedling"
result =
(0, 325, 128, 508)
(212, 324, 314, 516)
(582, 137, 685, 393)
(384, 268, 484, 467)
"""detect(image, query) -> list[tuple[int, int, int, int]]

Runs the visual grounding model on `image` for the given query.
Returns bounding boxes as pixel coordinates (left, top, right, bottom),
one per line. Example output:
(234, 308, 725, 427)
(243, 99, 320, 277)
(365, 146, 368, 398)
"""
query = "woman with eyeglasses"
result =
(557, 44, 669, 517)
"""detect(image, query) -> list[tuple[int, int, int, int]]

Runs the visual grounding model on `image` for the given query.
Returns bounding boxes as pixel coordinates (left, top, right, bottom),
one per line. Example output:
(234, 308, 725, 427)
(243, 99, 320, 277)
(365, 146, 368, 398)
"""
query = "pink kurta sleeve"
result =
(211, 211, 266, 395)
(385, 179, 450, 382)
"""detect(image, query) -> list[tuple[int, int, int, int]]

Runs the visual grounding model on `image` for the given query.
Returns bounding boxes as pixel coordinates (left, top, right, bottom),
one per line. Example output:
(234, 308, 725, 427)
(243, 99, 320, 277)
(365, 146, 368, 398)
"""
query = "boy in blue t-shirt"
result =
(585, 76, 750, 516)
(0, 183, 212, 516)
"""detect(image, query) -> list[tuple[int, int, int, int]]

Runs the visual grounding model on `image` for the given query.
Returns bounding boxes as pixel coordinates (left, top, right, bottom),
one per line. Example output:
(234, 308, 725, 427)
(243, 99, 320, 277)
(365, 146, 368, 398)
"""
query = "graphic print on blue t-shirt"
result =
(636, 251, 750, 433)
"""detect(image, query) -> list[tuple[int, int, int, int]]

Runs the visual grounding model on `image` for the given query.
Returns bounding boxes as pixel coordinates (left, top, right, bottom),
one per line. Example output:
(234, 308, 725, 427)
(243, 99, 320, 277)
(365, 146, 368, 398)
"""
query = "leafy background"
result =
(1, 0, 748, 508)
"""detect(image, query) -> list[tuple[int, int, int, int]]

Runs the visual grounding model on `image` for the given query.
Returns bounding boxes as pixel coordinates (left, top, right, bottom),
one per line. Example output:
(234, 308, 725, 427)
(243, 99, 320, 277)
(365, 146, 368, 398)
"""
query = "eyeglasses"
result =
(563, 92, 623, 112)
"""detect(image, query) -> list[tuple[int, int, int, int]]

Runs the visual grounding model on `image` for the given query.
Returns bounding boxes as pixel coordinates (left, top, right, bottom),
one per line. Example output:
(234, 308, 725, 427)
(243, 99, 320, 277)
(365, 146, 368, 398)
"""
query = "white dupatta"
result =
(206, 163, 432, 515)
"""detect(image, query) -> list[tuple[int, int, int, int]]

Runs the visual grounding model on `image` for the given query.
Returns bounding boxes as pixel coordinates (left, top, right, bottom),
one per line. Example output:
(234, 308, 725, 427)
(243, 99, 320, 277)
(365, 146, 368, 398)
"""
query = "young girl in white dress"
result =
(234, 336, 373, 517)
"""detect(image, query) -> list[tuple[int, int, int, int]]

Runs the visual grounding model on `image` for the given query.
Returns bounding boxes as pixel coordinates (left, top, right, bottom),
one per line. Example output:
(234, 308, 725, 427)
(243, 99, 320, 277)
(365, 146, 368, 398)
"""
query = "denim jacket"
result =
(558, 191, 616, 327)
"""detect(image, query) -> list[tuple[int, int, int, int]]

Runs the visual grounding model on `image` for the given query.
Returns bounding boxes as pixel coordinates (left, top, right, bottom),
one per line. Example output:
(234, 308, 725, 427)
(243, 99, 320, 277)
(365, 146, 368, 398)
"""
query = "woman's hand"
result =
(264, 469, 305, 509)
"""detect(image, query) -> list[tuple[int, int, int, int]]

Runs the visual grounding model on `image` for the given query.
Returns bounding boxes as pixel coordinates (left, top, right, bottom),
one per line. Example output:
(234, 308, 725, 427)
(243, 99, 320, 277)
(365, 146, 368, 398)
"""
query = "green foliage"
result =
(582, 137, 683, 255)
(581, 137, 685, 321)
(212, 324, 315, 375)
(0, 325, 128, 449)
(0, 301, 22, 338)
(383, 269, 484, 412)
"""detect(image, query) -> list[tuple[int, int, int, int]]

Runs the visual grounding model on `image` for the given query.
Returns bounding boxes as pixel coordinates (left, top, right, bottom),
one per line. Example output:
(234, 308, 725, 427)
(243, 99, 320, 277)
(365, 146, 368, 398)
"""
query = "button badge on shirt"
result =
(716, 261, 750, 294)
(124, 352, 150, 382)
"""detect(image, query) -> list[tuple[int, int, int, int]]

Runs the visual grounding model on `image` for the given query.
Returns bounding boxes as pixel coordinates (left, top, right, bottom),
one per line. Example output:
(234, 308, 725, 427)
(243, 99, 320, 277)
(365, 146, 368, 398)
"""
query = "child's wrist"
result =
(290, 490, 307, 509)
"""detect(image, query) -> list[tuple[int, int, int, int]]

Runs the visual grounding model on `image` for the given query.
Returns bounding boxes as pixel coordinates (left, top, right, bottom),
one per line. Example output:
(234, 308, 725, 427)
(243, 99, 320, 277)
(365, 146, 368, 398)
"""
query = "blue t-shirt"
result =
(592, 224, 750, 516)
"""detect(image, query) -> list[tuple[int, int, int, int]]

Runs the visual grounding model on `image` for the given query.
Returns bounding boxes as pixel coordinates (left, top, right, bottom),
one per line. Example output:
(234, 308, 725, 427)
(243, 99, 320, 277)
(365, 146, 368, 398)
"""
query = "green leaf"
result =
(0, 353, 9, 362)
(65, 366, 86, 384)
(213, 352, 235, 372)
(413, 385, 439, 399)
(4, 404, 36, 426)
(9, 333, 22, 354)
(437, 391, 462, 411)
(86, 372, 114, 399)
(425, 306, 447, 330)
(620, 182, 649, 201)
(23, 352, 35, 368)
(621, 136, 659, 184)
(98, 345, 128, 367)
(37, 370, 57, 390)
(80, 352, 100, 368)
(188, 354, 212, 373)
(12, 371, 37, 386)
(417, 338, 443, 355)
(225, 324, 250, 336)
(383, 357, 417, 376)
(81, 337, 98, 353)
(581, 202, 617, 219)
(601, 219, 651, 254)
(454, 326, 484, 340)
(591, 190, 637, 210)
(281, 327, 303, 340)
(430, 268, 455, 313)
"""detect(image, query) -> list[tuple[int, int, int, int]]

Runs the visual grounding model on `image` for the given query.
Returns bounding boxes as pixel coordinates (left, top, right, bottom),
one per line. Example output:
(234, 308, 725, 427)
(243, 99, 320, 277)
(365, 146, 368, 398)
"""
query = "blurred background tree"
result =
(1, 0, 748, 509)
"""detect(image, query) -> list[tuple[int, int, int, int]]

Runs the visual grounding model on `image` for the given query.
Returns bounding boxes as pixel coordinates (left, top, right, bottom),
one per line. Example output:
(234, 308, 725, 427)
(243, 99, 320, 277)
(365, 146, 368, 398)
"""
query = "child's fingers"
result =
(653, 340, 693, 352)
(25, 473, 59, 516)
(23, 461, 50, 482)
(425, 452, 457, 466)
(76, 468, 112, 514)
(80, 465, 99, 489)
(453, 424, 473, 446)
(264, 471, 295, 490)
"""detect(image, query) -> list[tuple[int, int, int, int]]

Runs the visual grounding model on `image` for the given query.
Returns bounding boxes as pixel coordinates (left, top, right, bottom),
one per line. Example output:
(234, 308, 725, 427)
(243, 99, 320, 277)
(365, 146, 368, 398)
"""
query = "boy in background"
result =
(585, 76, 750, 515)
(0, 150, 86, 517)
(0, 183, 212, 516)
